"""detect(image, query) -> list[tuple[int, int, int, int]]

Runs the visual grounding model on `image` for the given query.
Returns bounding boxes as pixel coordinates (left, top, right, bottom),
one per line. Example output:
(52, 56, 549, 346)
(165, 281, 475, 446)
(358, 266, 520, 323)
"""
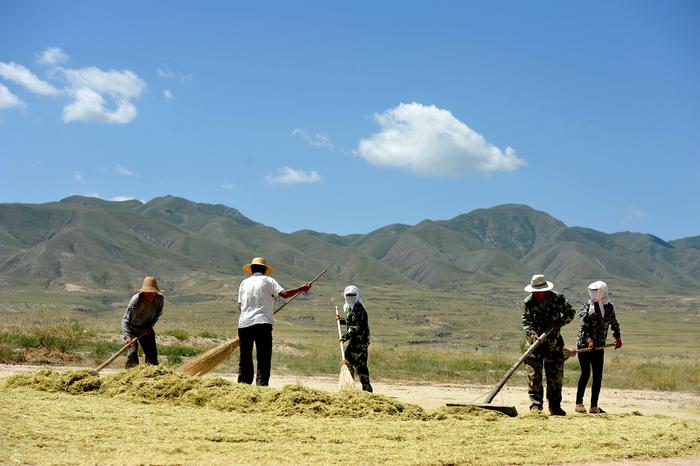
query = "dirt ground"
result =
(2, 363, 699, 465)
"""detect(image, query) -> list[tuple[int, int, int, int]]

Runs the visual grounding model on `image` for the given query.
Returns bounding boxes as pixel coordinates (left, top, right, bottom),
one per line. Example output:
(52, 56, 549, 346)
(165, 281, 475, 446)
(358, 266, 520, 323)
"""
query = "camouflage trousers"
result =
(345, 340, 373, 392)
(524, 348, 564, 409)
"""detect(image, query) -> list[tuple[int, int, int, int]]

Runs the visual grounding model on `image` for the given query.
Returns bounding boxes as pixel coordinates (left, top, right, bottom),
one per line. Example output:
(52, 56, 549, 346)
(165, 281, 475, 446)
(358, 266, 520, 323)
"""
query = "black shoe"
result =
(549, 406, 566, 416)
(530, 404, 543, 412)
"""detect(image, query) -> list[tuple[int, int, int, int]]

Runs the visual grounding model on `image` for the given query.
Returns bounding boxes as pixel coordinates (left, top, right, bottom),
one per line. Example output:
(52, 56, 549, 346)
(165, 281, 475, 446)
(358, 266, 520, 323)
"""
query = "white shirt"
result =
(237, 273, 284, 328)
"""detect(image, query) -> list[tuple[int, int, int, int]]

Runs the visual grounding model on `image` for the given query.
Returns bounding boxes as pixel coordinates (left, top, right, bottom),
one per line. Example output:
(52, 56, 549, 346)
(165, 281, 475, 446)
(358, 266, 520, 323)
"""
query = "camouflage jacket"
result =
(522, 291, 575, 348)
(576, 301, 621, 348)
(339, 302, 370, 345)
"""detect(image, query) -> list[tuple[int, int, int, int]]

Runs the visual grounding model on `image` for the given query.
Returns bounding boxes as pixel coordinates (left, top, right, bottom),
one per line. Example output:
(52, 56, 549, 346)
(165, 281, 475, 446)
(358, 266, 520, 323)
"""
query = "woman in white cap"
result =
(575, 280, 622, 414)
(121, 276, 165, 368)
(336, 285, 373, 392)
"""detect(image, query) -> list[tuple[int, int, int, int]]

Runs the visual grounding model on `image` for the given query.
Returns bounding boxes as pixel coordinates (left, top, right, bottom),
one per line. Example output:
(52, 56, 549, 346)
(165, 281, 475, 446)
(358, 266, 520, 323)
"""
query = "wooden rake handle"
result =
(335, 305, 346, 361)
(95, 337, 136, 372)
(273, 268, 327, 315)
(484, 327, 555, 403)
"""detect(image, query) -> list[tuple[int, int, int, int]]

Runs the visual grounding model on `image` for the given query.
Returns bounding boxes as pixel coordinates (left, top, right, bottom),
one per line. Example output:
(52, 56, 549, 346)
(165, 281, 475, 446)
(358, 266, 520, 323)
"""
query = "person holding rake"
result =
(336, 285, 373, 392)
(575, 280, 622, 414)
(121, 276, 164, 368)
(237, 257, 311, 386)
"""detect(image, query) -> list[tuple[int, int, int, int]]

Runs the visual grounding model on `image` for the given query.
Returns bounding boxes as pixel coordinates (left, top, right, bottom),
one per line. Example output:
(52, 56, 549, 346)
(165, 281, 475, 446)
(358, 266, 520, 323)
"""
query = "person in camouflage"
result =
(337, 285, 373, 392)
(575, 281, 622, 414)
(522, 274, 576, 415)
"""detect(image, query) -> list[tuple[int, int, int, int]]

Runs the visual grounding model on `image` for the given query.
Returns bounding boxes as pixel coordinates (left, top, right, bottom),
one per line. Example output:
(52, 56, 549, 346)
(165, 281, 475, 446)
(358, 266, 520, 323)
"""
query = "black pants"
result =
(125, 330, 158, 368)
(238, 323, 273, 386)
(576, 349, 605, 407)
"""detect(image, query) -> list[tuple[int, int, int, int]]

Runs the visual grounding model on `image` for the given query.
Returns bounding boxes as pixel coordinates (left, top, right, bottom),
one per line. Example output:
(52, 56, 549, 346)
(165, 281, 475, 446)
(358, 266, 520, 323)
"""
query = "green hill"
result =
(0, 196, 698, 293)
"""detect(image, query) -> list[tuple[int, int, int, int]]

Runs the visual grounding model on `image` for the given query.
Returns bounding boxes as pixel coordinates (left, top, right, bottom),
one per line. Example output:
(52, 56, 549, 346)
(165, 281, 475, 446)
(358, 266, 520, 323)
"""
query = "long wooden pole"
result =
(273, 268, 327, 315)
(95, 337, 136, 372)
(484, 327, 554, 403)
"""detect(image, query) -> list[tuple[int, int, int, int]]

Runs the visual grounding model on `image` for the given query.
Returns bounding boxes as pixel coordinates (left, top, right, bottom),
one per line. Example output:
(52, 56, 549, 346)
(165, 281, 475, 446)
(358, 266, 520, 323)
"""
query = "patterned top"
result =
(522, 291, 576, 347)
(576, 301, 621, 348)
(339, 302, 370, 345)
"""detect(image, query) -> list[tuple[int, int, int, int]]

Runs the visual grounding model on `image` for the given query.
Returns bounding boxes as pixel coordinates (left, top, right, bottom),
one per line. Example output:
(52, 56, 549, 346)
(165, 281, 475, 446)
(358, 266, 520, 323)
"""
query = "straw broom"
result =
(178, 269, 327, 377)
(335, 305, 356, 391)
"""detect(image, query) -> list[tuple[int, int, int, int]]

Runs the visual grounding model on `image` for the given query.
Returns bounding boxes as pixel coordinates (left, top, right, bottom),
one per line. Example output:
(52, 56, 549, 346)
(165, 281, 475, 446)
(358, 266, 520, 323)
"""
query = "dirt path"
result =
(2, 363, 699, 465)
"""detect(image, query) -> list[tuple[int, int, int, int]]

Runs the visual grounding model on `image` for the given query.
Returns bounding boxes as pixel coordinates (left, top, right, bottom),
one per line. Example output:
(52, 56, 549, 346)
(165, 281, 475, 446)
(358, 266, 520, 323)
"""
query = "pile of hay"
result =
(4, 366, 426, 420)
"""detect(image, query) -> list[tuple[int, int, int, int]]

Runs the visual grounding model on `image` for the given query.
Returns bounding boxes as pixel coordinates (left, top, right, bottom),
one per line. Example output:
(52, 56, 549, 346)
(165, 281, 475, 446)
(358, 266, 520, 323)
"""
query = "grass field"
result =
(0, 283, 699, 392)
(2, 366, 700, 465)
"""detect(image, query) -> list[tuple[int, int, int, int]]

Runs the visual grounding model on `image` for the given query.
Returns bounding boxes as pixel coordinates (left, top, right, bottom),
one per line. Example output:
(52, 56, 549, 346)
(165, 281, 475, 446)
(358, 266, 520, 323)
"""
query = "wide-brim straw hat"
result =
(137, 276, 162, 293)
(243, 257, 274, 275)
(524, 274, 554, 292)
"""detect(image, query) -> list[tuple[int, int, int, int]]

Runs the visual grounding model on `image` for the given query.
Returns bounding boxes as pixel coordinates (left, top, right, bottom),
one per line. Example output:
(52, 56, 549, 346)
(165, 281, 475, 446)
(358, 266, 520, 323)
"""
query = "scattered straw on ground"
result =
(4, 366, 426, 419)
(1, 381, 700, 465)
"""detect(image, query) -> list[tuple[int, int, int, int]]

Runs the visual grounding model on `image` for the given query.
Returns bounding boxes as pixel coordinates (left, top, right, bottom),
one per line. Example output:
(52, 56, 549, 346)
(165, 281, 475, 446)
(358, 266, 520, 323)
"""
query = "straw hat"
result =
(137, 276, 161, 293)
(243, 257, 273, 275)
(524, 274, 554, 292)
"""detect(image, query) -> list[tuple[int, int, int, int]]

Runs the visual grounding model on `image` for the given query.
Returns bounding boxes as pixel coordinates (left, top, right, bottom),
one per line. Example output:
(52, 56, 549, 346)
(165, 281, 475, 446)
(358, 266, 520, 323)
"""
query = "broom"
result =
(178, 268, 328, 377)
(335, 305, 356, 391)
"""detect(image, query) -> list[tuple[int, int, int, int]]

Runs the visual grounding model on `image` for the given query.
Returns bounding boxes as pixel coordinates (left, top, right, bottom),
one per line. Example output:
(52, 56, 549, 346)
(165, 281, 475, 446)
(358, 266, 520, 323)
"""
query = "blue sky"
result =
(1, 1, 698, 240)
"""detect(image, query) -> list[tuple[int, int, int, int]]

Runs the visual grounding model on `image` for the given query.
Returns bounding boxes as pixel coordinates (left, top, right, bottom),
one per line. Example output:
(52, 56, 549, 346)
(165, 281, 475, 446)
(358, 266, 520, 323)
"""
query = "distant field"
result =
(1, 283, 699, 393)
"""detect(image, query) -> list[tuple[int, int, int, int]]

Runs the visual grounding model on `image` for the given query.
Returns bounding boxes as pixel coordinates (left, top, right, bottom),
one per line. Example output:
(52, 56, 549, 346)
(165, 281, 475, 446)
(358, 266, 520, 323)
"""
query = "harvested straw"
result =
(335, 305, 356, 391)
(178, 338, 240, 376)
(178, 269, 327, 377)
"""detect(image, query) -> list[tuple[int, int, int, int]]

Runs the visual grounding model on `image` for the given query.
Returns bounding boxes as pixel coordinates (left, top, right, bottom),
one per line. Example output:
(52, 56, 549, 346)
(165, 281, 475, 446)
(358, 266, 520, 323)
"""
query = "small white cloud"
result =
(620, 207, 649, 222)
(61, 67, 145, 124)
(62, 67, 146, 99)
(110, 196, 137, 202)
(356, 102, 525, 176)
(37, 47, 70, 65)
(62, 87, 137, 124)
(163, 89, 173, 99)
(0, 61, 60, 96)
(221, 181, 236, 190)
(265, 167, 321, 185)
(74, 172, 84, 183)
(292, 128, 334, 150)
(0, 84, 25, 109)
(157, 67, 193, 81)
(114, 164, 134, 176)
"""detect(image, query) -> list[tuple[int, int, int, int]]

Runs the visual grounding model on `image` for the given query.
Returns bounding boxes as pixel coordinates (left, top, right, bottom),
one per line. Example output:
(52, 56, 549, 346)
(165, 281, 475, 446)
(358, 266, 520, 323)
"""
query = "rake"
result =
(447, 327, 556, 417)
(178, 268, 327, 377)
(335, 305, 356, 391)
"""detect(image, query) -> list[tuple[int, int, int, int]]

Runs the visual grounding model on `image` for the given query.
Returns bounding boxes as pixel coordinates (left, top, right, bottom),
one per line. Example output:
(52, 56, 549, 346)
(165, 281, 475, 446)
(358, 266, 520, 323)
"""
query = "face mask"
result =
(588, 289, 598, 301)
(345, 296, 357, 307)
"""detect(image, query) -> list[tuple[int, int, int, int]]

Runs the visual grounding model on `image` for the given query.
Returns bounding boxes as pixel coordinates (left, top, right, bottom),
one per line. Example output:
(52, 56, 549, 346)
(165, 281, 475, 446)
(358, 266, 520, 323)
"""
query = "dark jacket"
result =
(339, 302, 370, 345)
(576, 301, 621, 348)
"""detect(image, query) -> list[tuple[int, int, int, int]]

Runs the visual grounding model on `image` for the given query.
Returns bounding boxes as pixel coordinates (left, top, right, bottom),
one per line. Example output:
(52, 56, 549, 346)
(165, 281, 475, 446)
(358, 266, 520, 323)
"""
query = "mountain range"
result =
(0, 195, 698, 294)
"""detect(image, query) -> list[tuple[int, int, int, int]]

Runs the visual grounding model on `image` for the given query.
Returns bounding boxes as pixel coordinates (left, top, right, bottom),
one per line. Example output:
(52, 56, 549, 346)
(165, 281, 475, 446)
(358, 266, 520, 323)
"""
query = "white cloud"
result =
(0, 61, 60, 95)
(356, 102, 525, 176)
(74, 172, 84, 183)
(265, 167, 321, 185)
(62, 67, 146, 99)
(114, 164, 134, 176)
(620, 207, 648, 222)
(60, 67, 145, 124)
(157, 67, 193, 81)
(0, 84, 25, 109)
(292, 128, 334, 150)
(110, 196, 137, 202)
(62, 87, 137, 124)
(221, 181, 236, 190)
(163, 89, 173, 99)
(37, 47, 69, 65)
